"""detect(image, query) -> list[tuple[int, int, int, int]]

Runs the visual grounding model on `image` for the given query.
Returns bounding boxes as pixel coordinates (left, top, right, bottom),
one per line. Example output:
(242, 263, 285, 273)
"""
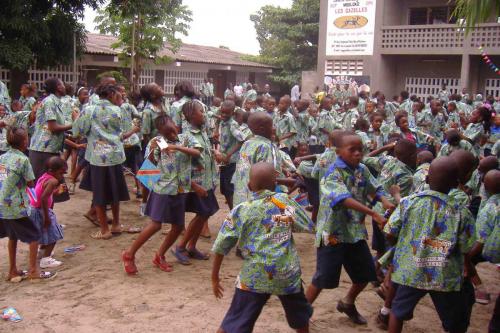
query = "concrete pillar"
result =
(460, 54, 470, 93)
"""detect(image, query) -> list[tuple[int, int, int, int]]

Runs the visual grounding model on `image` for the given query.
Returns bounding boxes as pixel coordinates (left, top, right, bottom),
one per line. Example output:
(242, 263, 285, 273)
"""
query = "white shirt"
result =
(234, 85, 243, 97)
(291, 84, 300, 102)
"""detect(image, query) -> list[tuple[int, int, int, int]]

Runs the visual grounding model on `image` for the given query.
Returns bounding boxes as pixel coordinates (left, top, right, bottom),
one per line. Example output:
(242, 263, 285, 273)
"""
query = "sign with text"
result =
(326, 0, 377, 56)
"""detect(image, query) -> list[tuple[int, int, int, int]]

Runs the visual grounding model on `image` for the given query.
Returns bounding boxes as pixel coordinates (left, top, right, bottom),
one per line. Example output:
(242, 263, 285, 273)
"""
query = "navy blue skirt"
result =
(88, 164, 130, 206)
(145, 192, 187, 225)
(0, 217, 41, 243)
(185, 189, 219, 218)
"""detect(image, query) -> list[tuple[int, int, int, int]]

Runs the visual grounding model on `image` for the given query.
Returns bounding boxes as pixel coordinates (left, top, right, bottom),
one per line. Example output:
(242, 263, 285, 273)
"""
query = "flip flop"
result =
(5, 270, 28, 282)
(29, 271, 57, 282)
(187, 248, 210, 260)
(90, 230, 112, 240)
(111, 226, 123, 235)
(121, 251, 138, 275)
(127, 226, 142, 234)
(64, 245, 86, 253)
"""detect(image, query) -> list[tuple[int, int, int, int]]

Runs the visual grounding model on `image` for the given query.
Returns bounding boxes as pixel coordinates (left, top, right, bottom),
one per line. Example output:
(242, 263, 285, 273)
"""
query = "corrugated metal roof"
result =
(85, 33, 274, 69)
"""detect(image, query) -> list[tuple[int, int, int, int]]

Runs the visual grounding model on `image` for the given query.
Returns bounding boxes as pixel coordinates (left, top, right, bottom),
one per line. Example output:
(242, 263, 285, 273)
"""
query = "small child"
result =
(232, 112, 280, 206)
(468, 169, 500, 331)
(212, 162, 314, 333)
(342, 96, 360, 130)
(122, 115, 201, 274)
(318, 97, 339, 149)
(274, 95, 297, 157)
(294, 142, 319, 221)
(234, 108, 252, 140)
(0, 127, 56, 281)
(307, 105, 322, 154)
(368, 112, 386, 151)
(411, 150, 434, 192)
(446, 101, 461, 129)
(306, 132, 394, 325)
(354, 118, 371, 154)
(214, 100, 247, 210)
(384, 157, 475, 333)
(30, 156, 66, 269)
(438, 129, 474, 157)
(363, 101, 376, 121)
(372, 139, 417, 278)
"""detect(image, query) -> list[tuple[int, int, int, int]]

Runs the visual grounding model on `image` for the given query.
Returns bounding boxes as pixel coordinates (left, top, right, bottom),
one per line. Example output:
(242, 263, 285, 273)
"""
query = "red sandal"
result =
(121, 251, 138, 275)
(152, 253, 173, 272)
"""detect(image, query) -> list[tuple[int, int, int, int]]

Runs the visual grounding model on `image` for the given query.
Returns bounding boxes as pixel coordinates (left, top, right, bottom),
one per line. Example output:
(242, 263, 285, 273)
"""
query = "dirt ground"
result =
(0, 176, 497, 333)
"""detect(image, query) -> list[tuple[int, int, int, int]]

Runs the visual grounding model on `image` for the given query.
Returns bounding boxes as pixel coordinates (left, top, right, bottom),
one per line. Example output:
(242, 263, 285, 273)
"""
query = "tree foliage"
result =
(0, 0, 102, 70)
(95, 0, 192, 90)
(250, 0, 319, 89)
(452, 0, 500, 34)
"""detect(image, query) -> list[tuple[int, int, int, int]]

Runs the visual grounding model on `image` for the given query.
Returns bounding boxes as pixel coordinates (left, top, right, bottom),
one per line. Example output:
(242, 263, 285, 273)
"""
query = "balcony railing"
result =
(380, 23, 500, 54)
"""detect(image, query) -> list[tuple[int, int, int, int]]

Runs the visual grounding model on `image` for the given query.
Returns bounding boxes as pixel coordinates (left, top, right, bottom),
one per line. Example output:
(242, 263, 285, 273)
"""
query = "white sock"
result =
(381, 306, 391, 315)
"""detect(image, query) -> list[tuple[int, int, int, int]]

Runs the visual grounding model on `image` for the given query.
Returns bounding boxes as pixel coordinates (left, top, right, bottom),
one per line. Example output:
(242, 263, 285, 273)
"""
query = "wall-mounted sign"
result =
(326, 0, 377, 56)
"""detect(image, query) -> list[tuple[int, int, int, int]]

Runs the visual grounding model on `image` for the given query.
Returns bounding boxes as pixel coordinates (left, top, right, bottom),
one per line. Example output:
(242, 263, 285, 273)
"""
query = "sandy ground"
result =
(0, 176, 497, 333)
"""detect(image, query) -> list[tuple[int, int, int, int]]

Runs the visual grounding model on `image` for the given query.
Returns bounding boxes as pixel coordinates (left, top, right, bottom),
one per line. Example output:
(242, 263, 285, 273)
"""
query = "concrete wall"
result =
(301, 71, 319, 100)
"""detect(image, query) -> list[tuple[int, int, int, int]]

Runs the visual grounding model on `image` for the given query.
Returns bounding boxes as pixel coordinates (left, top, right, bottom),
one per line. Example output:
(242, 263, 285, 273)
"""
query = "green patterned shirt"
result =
(311, 147, 336, 181)
(412, 163, 430, 192)
(315, 157, 383, 246)
(72, 99, 125, 166)
(476, 194, 500, 263)
(437, 140, 474, 157)
(151, 134, 195, 195)
(274, 111, 297, 149)
(233, 135, 280, 206)
(219, 118, 246, 165)
(29, 94, 65, 153)
(185, 125, 217, 190)
(212, 190, 314, 295)
(0, 149, 35, 219)
(385, 190, 475, 291)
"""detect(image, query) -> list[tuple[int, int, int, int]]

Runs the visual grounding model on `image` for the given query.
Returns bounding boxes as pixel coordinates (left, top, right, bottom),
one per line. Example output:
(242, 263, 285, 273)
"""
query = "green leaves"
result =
(95, 0, 192, 89)
(452, 0, 500, 35)
(0, 0, 101, 70)
(250, 0, 319, 89)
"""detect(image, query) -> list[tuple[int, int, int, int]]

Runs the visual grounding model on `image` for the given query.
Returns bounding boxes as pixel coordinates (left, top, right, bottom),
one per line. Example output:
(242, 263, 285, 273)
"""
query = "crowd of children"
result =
(0, 76, 499, 332)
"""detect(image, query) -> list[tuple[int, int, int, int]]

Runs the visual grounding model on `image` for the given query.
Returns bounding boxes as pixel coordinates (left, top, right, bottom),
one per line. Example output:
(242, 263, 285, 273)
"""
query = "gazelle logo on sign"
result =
(334, 15, 368, 29)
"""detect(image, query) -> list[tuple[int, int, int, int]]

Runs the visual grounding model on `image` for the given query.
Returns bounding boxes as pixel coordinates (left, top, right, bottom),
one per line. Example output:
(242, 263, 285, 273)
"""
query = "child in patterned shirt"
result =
(468, 169, 500, 331)
(212, 162, 314, 333)
(384, 157, 476, 333)
(411, 150, 434, 193)
(121, 115, 201, 274)
(306, 132, 394, 325)
(0, 127, 56, 281)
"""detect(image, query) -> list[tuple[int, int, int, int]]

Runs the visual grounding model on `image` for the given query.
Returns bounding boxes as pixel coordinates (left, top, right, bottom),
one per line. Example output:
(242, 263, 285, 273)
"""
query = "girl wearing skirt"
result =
(30, 156, 66, 268)
(0, 127, 56, 281)
(121, 114, 201, 274)
(72, 84, 139, 240)
(173, 101, 219, 265)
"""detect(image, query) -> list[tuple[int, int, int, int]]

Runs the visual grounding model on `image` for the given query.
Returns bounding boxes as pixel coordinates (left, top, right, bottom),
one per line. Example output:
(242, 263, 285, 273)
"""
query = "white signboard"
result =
(326, 0, 377, 56)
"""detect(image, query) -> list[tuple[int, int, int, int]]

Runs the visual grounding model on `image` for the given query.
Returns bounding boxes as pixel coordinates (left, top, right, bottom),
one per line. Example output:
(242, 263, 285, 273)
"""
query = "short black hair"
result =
(400, 91, 409, 100)
(446, 129, 461, 146)
(44, 78, 60, 95)
(6, 127, 27, 149)
(154, 114, 175, 131)
(174, 80, 195, 99)
(46, 156, 67, 172)
(221, 100, 236, 112)
(354, 118, 369, 131)
(96, 84, 120, 99)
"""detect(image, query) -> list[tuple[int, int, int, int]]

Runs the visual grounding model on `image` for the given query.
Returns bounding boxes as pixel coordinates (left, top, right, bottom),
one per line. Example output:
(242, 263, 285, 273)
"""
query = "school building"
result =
(0, 33, 274, 99)
(316, 0, 500, 99)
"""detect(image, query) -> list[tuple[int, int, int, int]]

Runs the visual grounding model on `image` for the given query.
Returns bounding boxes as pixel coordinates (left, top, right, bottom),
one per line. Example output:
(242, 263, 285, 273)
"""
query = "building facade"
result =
(317, 0, 500, 99)
(1, 34, 274, 99)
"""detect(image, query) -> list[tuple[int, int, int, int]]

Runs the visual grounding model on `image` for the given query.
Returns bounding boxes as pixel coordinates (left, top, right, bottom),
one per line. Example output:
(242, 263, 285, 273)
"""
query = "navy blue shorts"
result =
(124, 145, 142, 174)
(145, 192, 187, 225)
(311, 240, 377, 289)
(221, 288, 312, 333)
(185, 189, 219, 218)
(304, 177, 319, 207)
(219, 163, 236, 197)
(371, 219, 387, 253)
(77, 148, 89, 168)
(391, 282, 474, 332)
(0, 217, 41, 243)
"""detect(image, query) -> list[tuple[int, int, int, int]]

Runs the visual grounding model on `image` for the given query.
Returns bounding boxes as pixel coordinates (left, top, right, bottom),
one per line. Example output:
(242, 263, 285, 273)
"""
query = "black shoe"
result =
(336, 300, 367, 325)
(376, 310, 389, 330)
